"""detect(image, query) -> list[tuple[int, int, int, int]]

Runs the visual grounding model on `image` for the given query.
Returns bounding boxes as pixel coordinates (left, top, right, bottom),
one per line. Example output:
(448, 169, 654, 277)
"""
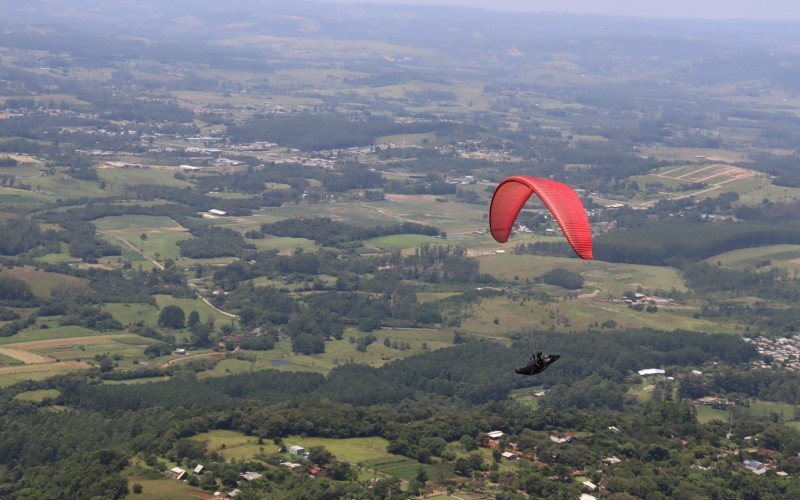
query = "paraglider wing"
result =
(489, 175, 593, 260)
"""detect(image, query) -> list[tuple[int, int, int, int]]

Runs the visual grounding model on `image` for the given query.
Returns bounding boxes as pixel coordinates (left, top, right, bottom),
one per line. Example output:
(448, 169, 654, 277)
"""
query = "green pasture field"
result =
(628, 382, 656, 403)
(244, 274, 336, 291)
(369, 457, 453, 482)
(285, 435, 394, 465)
(509, 387, 542, 409)
(0, 368, 85, 388)
(157, 295, 238, 326)
(416, 292, 461, 304)
(171, 89, 323, 108)
(641, 147, 748, 163)
(479, 254, 688, 295)
(377, 327, 454, 344)
(364, 234, 444, 252)
(746, 401, 797, 422)
(220, 35, 439, 65)
(236, 198, 487, 236)
(31, 174, 107, 199)
(695, 405, 729, 424)
(244, 276, 303, 290)
(0, 266, 88, 298)
(725, 178, 800, 205)
(0, 186, 50, 208)
(179, 257, 239, 268)
(375, 132, 438, 146)
(458, 295, 733, 337)
(104, 376, 167, 385)
(192, 429, 280, 460)
(282, 433, 454, 481)
(36, 243, 81, 265)
(196, 357, 255, 378)
(28, 336, 157, 362)
(93, 215, 178, 230)
(204, 331, 450, 377)
(113, 247, 156, 271)
(13, 389, 60, 402)
(248, 235, 319, 253)
(0, 352, 23, 366)
(0, 324, 108, 345)
(705, 245, 800, 274)
(378, 196, 488, 234)
(208, 192, 259, 200)
(104, 295, 236, 330)
(123, 465, 210, 500)
(101, 226, 192, 262)
(97, 167, 192, 190)
(265, 67, 365, 87)
(101, 303, 160, 328)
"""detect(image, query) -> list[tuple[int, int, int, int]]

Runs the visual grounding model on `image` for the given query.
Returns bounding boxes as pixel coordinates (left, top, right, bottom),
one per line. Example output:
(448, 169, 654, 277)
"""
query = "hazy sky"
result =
(321, 0, 800, 20)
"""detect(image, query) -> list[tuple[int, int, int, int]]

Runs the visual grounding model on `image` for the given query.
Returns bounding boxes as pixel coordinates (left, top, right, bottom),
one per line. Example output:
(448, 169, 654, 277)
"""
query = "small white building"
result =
(288, 445, 305, 456)
(180, 165, 202, 172)
(208, 209, 227, 216)
(240, 471, 262, 481)
(501, 451, 517, 460)
(604, 456, 622, 464)
(193, 464, 204, 474)
(487, 431, 504, 439)
(582, 480, 597, 490)
(281, 462, 302, 469)
(167, 467, 187, 480)
(744, 459, 766, 475)
(174, 348, 187, 356)
(638, 368, 666, 377)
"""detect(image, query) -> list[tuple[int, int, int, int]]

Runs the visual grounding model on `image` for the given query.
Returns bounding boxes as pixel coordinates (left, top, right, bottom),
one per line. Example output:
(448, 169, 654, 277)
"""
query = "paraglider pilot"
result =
(515, 351, 560, 375)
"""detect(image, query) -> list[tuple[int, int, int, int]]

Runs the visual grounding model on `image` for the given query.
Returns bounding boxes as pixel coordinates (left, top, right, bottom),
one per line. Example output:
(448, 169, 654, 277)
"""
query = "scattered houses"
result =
(745, 336, 800, 371)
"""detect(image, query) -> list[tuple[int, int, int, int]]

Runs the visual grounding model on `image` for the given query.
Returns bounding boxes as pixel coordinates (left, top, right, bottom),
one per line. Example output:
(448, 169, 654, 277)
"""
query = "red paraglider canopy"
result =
(489, 175, 593, 259)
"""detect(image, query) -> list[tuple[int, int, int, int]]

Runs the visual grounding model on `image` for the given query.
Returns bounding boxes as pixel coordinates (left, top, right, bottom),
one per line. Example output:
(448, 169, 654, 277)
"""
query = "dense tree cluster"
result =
(178, 226, 254, 258)
(259, 217, 441, 248)
(540, 267, 585, 290)
(228, 115, 440, 151)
